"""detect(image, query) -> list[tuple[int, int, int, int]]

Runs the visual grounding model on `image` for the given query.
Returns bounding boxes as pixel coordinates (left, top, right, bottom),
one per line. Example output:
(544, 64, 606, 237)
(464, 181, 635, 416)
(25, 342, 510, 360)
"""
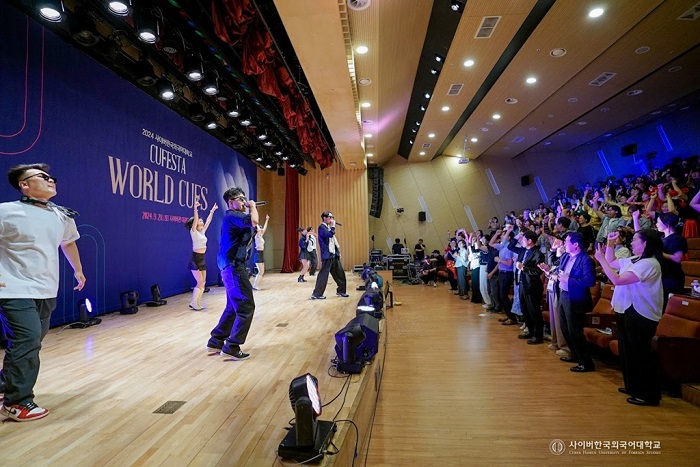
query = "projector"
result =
(458, 157, 470, 164)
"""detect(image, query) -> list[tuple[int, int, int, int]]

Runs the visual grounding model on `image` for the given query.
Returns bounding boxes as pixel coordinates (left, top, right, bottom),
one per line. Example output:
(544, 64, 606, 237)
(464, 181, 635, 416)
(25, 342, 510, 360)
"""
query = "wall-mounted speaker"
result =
(277, 167, 285, 176)
(418, 211, 426, 222)
(520, 175, 530, 187)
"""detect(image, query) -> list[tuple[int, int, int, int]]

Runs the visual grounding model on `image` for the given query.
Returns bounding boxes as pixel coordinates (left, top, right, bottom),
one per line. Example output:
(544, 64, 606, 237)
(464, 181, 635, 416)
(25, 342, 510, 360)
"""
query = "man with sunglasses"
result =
(207, 187, 258, 360)
(311, 211, 348, 299)
(0, 163, 85, 421)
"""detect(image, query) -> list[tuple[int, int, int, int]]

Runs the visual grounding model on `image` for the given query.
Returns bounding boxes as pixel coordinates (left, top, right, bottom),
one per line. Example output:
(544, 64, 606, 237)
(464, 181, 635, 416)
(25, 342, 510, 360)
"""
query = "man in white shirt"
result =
(0, 163, 85, 422)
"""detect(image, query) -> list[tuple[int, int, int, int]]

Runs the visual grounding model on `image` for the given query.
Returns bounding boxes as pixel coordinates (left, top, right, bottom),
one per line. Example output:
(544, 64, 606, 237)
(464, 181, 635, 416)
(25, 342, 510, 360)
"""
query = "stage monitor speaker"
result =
(418, 211, 426, 222)
(520, 175, 530, 186)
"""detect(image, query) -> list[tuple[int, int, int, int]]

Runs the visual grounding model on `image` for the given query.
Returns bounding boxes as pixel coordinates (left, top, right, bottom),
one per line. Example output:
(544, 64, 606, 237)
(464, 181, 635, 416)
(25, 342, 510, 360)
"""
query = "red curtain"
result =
(212, 0, 333, 169)
(281, 165, 301, 273)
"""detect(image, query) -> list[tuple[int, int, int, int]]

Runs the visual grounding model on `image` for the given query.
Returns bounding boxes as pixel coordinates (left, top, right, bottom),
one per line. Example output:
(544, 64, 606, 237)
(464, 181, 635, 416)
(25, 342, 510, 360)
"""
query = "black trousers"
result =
(519, 283, 544, 339)
(498, 271, 516, 321)
(309, 251, 318, 275)
(313, 255, 346, 296)
(210, 265, 255, 348)
(617, 306, 661, 402)
(559, 291, 593, 367)
(488, 273, 501, 311)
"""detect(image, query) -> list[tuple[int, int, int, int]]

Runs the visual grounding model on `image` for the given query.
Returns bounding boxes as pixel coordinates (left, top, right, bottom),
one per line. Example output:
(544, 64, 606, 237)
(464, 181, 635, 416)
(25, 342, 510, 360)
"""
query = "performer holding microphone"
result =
(207, 187, 258, 360)
(311, 211, 349, 299)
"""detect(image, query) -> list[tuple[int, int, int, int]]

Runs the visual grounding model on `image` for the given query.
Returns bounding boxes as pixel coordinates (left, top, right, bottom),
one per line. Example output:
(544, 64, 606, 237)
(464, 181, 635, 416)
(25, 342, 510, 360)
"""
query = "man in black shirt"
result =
(391, 238, 405, 255)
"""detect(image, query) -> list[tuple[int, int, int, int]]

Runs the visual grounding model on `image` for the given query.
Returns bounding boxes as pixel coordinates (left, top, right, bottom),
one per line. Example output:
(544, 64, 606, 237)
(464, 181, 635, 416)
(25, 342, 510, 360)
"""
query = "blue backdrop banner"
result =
(0, 4, 257, 326)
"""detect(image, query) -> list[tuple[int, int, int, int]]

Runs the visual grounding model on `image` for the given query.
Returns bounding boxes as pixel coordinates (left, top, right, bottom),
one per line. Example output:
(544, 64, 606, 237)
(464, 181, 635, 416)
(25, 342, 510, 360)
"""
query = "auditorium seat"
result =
(682, 260, 700, 287)
(583, 283, 616, 351)
(687, 238, 700, 261)
(651, 294, 700, 385)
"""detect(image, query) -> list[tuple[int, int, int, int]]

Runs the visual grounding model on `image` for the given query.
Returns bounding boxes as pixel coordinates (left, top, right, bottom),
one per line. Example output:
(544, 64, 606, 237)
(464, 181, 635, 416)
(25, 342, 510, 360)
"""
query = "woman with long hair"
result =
(185, 198, 218, 310)
(251, 214, 270, 290)
(656, 212, 687, 305)
(595, 229, 664, 406)
(298, 228, 311, 283)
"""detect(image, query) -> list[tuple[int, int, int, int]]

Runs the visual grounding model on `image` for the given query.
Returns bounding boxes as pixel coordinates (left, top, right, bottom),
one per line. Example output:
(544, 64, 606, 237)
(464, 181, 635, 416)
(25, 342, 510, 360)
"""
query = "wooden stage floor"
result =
(2, 271, 700, 466)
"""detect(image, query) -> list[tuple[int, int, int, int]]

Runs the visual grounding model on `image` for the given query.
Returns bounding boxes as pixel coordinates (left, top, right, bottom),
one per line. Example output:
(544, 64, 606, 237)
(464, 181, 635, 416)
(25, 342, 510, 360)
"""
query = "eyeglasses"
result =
(21, 173, 57, 183)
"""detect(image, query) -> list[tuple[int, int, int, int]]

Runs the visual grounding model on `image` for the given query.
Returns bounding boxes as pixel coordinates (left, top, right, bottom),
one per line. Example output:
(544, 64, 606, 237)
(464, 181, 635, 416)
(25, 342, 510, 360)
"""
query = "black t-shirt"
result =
(392, 243, 404, 254)
(661, 232, 688, 291)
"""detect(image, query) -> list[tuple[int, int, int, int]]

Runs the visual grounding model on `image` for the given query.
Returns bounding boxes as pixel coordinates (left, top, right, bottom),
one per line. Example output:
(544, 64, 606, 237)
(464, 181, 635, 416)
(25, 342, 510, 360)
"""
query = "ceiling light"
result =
(505, 97, 518, 104)
(361, 102, 371, 108)
(419, 105, 426, 112)
(419, 151, 426, 156)
(463, 59, 474, 67)
(157, 78, 175, 101)
(364, 133, 373, 138)
(434, 54, 445, 63)
(37, 0, 65, 22)
(366, 153, 374, 158)
(238, 111, 252, 126)
(255, 156, 263, 161)
(441, 106, 450, 111)
(543, 141, 552, 146)
(577, 121, 587, 126)
(358, 78, 372, 86)
(430, 68, 440, 76)
(428, 133, 435, 138)
(355, 45, 369, 54)
(526, 77, 537, 84)
(415, 121, 421, 126)
(226, 101, 240, 117)
(492, 114, 501, 120)
(409, 140, 414, 145)
(107, 1, 131, 16)
(450, 0, 462, 12)
(257, 131, 268, 141)
(627, 89, 643, 96)
(470, 137, 477, 142)
(411, 128, 417, 133)
(550, 48, 566, 57)
(588, 8, 604, 18)
(424, 92, 431, 99)
(568, 97, 578, 103)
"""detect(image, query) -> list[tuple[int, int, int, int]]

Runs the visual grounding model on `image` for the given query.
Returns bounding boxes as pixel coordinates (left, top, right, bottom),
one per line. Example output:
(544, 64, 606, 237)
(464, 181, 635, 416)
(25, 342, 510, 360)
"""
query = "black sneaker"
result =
(311, 295, 326, 300)
(221, 346, 250, 360)
(336, 292, 349, 297)
(206, 339, 223, 352)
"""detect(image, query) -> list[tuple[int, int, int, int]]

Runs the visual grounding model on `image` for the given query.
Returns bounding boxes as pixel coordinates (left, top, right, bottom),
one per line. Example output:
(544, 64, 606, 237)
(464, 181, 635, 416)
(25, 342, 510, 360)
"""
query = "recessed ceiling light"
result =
(415, 121, 421, 126)
(411, 128, 417, 133)
(568, 97, 578, 103)
(505, 97, 518, 104)
(428, 133, 435, 138)
(528, 127, 537, 131)
(600, 108, 609, 112)
(424, 92, 431, 99)
(358, 78, 372, 86)
(361, 102, 371, 108)
(558, 132, 566, 136)
(441, 106, 450, 111)
(420, 104, 427, 112)
(470, 137, 477, 142)
(492, 114, 501, 120)
(350, 162, 356, 166)
(627, 89, 643, 96)
(364, 133, 373, 138)
(430, 68, 440, 75)
(366, 153, 373, 157)
(526, 77, 537, 84)
(409, 140, 414, 145)
(480, 127, 489, 132)
(635, 46, 650, 54)
(543, 141, 552, 146)
(577, 121, 587, 126)
(463, 59, 474, 67)
(668, 66, 683, 73)
(550, 48, 566, 57)
(355, 45, 369, 54)
(603, 133, 613, 137)
(366, 144, 375, 148)
(419, 151, 426, 156)
(589, 8, 604, 18)
(650, 110, 662, 115)
(434, 54, 445, 63)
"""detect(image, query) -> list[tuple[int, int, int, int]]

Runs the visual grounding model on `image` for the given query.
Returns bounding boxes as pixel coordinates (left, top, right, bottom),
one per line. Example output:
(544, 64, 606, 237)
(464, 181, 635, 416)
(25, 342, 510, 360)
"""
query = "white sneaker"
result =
(519, 323, 527, 330)
(555, 349, 571, 357)
(548, 343, 558, 351)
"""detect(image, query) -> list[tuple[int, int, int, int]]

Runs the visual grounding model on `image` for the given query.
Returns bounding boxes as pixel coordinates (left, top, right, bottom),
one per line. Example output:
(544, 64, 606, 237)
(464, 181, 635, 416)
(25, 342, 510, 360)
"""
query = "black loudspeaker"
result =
(370, 178, 383, 218)
(418, 211, 426, 222)
(277, 167, 285, 176)
(520, 175, 530, 186)
(621, 143, 637, 157)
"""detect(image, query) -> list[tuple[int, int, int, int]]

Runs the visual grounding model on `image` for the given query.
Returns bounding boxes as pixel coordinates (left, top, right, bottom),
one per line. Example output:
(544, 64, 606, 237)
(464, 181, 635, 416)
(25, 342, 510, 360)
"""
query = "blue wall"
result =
(0, 5, 257, 326)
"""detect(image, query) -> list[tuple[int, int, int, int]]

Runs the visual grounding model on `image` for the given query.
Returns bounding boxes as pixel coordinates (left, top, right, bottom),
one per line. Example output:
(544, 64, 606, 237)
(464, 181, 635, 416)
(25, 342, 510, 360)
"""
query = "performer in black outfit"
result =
(311, 211, 348, 299)
(207, 187, 258, 360)
(306, 226, 318, 276)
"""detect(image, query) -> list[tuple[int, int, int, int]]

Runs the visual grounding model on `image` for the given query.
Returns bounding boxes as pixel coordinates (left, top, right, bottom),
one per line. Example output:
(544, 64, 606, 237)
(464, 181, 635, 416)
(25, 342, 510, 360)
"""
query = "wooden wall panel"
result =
(299, 165, 370, 270)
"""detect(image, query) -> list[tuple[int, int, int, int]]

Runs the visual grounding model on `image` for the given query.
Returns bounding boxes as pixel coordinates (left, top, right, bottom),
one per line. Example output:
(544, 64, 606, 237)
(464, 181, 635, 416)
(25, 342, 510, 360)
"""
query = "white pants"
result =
(479, 265, 491, 306)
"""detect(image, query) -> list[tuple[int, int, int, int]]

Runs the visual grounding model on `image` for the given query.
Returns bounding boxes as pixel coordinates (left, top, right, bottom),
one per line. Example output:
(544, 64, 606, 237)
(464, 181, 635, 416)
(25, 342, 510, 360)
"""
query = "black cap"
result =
(321, 211, 333, 219)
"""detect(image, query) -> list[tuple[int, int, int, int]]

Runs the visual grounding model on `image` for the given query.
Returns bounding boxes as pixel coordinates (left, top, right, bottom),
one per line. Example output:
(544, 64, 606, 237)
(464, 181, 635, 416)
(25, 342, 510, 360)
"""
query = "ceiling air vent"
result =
(422, 143, 432, 148)
(347, 0, 371, 11)
(678, 2, 700, 20)
(589, 72, 617, 86)
(447, 83, 463, 95)
(475, 16, 500, 38)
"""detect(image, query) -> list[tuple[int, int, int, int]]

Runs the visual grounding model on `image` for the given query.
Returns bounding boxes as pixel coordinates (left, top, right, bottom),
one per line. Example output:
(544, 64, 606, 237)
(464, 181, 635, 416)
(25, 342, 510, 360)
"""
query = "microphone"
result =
(255, 201, 268, 206)
(334, 222, 343, 226)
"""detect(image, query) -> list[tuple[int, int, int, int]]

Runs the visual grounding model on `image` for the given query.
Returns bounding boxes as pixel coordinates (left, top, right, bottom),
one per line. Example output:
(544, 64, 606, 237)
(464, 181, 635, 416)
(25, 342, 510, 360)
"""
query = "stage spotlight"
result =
(184, 53, 203, 81)
(277, 373, 336, 462)
(334, 314, 380, 374)
(36, 0, 65, 22)
(136, 14, 160, 44)
(157, 78, 175, 100)
(70, 298, 102, 328)
(145, 284, 167, 307)
(202, 75, 218, 95)
(119, 290, 139, 315)
(107, 0, 131, 16)
(204, 113, 218, 130)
